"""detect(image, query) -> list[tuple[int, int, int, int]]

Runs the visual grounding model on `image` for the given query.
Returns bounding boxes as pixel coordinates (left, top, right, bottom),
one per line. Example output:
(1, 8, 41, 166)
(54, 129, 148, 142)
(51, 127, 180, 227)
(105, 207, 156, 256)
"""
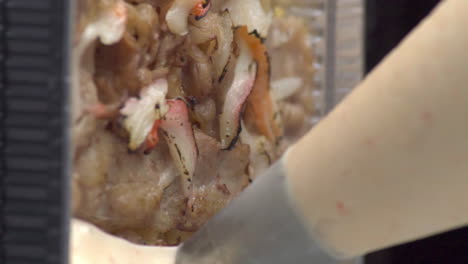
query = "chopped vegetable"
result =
(143, 120, 162, 153)
(188, 11, 234, 80)
(120, 79, 169, 151)
(166, 0, 196, 35)
(191, 0, 212, 20)
(76, 1, 128, 54)
(160, 99, 198, 196)
(239, 121, 274, 177)
(222, 0, 273, 38)
(183, 43, 214, 98)
(188, 13, 218, 45)
(167, 0, 212, 36)
(212, 11, 234, 81)
(166, 0, 193, 36)
(239, 26, 282, 142)
(219, 30, 257, 149)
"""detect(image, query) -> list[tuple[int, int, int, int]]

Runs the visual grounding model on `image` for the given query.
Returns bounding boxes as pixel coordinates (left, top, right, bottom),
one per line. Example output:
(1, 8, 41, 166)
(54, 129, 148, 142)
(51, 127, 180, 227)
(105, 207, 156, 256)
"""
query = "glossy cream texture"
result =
(285, 0, 468, 258)
(71, 219, 177, 264)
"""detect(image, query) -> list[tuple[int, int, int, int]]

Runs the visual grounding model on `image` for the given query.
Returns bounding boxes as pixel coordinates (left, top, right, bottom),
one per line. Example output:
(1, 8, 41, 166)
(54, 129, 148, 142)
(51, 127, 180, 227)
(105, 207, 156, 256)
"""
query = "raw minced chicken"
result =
(72, 0, 316, 246)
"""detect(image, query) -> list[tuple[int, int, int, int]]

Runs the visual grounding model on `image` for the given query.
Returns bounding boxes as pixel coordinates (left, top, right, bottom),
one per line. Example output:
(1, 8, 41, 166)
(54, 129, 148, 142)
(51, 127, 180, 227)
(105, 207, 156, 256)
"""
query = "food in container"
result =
(71, 0, 362, 246)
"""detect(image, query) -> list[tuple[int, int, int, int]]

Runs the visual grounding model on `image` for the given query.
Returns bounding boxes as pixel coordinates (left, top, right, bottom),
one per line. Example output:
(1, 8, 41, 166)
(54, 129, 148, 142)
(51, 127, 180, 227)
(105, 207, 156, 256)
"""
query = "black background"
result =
(364, 0, 468, 263)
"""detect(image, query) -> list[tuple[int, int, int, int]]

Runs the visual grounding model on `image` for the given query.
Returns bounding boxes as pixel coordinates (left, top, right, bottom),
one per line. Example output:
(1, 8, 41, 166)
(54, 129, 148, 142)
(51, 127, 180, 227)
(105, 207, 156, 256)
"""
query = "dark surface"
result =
(364, 0, 468, 263)
(365, 0, 440, 71)
(0, 0, 71, 264)
(366, 228, 468, 264)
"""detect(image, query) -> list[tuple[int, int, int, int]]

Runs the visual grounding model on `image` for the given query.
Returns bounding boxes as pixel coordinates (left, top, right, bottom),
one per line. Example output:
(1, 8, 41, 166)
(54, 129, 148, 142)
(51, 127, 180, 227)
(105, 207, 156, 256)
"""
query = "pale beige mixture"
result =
(72, 0, 316, 246)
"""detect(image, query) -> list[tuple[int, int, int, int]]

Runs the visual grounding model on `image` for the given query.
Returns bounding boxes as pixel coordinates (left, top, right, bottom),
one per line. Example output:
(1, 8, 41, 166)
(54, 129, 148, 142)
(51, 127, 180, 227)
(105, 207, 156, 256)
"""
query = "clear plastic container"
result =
(0, 0, 365, 262)
(68, 0, 365, 261)
(277, 0, 364, 121)
(280, 1, 364, 263)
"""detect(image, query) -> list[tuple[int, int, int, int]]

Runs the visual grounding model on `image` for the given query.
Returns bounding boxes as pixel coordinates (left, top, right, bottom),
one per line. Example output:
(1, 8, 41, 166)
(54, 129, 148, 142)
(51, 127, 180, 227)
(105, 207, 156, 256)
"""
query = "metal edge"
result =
(331, 0, 364, 108)
(0, 0, 6, 260)
(324, 0, 338, 114)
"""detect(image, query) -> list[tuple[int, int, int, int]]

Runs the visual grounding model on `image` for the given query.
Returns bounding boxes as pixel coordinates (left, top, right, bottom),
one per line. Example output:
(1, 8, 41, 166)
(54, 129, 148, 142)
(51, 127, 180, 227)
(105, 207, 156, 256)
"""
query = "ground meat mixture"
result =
(72, 0, 316, 246)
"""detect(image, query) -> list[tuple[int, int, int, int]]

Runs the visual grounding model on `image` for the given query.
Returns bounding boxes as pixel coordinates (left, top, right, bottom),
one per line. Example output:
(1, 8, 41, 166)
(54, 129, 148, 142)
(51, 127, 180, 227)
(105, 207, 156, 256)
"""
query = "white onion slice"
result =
(212, 11, 234, 80)
(76, 1, 127, 55)
(219, 36, 257, 149)
(121, 79, 169, 151)
(222, 0, 273, 38)
(160, 99, 198, 196)
(166, 0, 197, 35)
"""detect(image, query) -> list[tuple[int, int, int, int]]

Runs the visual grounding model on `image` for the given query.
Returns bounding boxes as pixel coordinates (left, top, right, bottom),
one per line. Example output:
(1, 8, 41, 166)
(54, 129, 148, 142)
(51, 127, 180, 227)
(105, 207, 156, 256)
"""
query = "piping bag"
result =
(71, 0, 468, 263)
